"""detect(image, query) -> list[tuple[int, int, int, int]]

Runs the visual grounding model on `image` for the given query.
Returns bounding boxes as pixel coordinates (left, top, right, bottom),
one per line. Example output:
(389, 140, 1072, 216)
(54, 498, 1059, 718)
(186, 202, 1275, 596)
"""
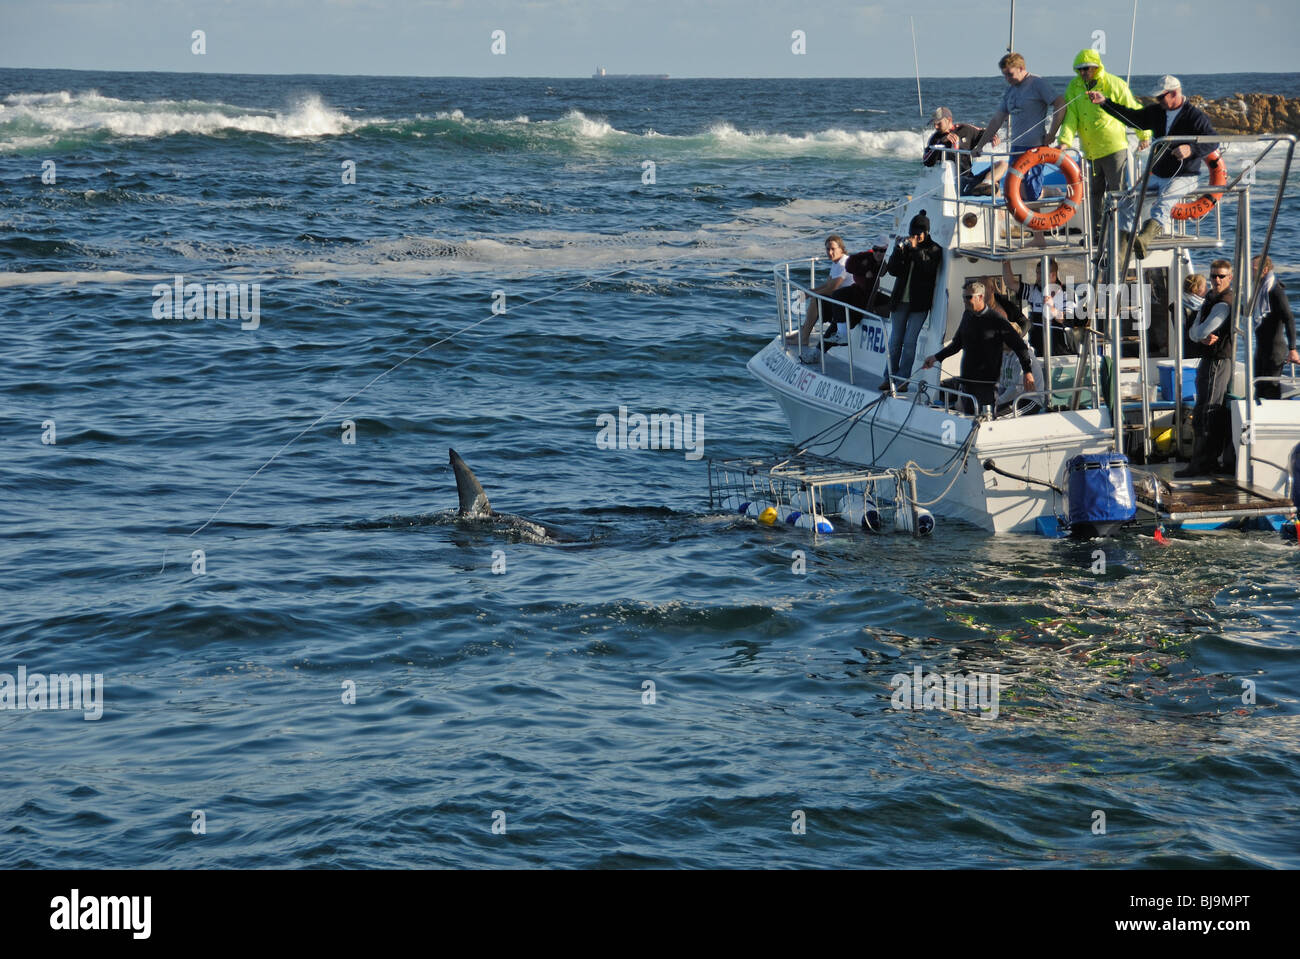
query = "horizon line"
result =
(1, 65, 1294, 83)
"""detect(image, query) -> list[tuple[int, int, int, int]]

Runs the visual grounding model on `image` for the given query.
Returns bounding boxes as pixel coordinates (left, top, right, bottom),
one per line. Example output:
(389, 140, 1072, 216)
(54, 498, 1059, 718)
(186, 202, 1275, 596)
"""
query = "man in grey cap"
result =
(922, 107, 1006, 196)
(1087, 75, 1218, 259)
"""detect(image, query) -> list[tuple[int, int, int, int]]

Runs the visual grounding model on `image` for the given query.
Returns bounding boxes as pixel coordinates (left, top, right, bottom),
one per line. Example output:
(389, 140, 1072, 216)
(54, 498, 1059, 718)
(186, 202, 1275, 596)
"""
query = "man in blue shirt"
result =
(971, 52, 1066, 203)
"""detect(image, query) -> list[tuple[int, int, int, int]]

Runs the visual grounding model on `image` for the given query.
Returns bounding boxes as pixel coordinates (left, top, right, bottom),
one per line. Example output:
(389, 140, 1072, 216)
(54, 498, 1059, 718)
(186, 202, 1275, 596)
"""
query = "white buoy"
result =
(795, 512, 834, 534)
(721, 493, 765, 513)
(894, 503, 935, 536)
(838, 491, 882, 531)
(780, 505, 834, 533)
(789, 489, 822, 512)
(915, 507, 935, 536)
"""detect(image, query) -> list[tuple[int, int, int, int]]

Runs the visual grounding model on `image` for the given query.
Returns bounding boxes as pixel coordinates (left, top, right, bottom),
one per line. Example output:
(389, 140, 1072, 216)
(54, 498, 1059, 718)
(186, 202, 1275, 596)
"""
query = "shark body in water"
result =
(448, 448, 571, 542)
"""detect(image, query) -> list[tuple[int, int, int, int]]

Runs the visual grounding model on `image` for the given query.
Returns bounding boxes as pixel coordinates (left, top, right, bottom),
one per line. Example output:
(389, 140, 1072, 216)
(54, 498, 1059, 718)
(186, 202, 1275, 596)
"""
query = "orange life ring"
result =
(1004, 146, 1084, 232)
(1171, 150, 1227, 221)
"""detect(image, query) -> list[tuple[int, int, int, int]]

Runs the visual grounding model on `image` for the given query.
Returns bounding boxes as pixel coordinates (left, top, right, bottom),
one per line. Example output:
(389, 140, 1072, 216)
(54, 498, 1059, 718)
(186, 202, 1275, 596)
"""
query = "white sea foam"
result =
(427, 108, 621, 141)
(1218, 139, 1291, 172)
(0, 270, 165, 287)
(1, 91, 925, 160)
(0, 209, 870, 286)
(0, 90, 357, 149)
(703, 122, 921, 157)
(554, 109, 620, 139)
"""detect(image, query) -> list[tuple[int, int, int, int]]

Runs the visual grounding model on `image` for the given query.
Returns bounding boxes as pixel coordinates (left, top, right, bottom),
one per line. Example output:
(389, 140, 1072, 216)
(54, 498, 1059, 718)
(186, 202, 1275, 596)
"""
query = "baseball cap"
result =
(1149, 75, 1181, 97)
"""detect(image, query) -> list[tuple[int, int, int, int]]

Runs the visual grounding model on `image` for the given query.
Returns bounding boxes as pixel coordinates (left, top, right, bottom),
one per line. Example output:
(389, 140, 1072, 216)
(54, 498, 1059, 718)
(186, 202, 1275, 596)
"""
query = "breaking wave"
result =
(0, 90, 357, 150)
(0, 90, 922, 159)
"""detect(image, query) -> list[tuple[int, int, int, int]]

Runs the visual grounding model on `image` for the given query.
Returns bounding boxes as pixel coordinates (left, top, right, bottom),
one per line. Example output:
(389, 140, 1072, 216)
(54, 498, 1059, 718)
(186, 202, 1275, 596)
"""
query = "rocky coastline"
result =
(1172, 93, 1300, 135)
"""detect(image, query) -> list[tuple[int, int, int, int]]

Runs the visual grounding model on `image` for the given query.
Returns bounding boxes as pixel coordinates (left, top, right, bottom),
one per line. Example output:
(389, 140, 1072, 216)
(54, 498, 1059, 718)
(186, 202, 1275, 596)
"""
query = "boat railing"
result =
(773, 258, 1106, 415)
(1119, 133, 1293, 253)
(1003, 391, 1047, 418)
(774, 261, 893, 387)
(942, 382, 1100, 418)
(935, 145, 1095, 260)
(926, 379, 1005, 421)
(1043, 382, 1105, 410)
(775, 256, 818, 337)
(1252, 373, 1300, 399)
(773, 260, 1091, 420)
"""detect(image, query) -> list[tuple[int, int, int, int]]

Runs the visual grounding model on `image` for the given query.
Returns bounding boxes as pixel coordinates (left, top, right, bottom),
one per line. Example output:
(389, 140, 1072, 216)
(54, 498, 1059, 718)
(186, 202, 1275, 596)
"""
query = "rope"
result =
(909, 420, 982, 507)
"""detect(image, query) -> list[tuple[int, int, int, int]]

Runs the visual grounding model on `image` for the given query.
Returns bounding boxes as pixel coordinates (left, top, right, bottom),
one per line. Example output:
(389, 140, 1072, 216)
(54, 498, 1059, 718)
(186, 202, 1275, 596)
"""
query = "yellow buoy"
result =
(758, 506, 779, 526)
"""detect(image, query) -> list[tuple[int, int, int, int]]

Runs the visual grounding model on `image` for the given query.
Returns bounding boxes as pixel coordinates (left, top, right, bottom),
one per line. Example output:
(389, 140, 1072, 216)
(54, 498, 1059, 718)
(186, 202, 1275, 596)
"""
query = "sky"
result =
(3, 0, 1298, 78)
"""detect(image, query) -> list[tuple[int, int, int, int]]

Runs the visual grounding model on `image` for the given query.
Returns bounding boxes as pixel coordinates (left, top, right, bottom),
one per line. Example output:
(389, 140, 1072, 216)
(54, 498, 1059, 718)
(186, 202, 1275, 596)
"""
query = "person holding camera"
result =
(882, 211, 943, 392)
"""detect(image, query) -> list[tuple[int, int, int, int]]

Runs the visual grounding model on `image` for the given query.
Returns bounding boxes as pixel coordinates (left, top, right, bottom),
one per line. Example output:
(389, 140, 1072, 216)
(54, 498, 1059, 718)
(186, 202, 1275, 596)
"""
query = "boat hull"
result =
(749, 338, 1113, 533)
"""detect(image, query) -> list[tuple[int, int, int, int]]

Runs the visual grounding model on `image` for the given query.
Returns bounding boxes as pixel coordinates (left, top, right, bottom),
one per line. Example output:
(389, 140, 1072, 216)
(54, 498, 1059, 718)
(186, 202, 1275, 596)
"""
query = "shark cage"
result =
(708, 454, 934, 541)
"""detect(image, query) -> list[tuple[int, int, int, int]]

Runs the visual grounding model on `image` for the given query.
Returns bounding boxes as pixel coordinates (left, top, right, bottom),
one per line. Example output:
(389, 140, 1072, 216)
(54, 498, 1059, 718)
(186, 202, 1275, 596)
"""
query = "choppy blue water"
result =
(2, 69, 1299, 868)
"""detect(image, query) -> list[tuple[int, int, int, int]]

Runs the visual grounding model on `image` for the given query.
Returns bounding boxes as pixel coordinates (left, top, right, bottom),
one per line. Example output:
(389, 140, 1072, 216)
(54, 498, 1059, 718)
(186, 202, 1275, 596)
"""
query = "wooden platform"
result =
(1135, 470, 1293, 522)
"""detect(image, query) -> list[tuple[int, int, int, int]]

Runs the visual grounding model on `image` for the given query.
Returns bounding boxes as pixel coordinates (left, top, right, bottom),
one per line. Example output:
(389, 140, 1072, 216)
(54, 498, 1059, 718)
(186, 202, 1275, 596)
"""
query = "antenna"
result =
(1126, 0, 1138, 84)
(911, 17, 923, 118)
(1007, 0, 1015, 52)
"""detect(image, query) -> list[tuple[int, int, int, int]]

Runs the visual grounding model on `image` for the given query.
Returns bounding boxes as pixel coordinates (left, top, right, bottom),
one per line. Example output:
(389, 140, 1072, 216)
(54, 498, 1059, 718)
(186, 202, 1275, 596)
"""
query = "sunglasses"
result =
(1211, 273, 1231, 279)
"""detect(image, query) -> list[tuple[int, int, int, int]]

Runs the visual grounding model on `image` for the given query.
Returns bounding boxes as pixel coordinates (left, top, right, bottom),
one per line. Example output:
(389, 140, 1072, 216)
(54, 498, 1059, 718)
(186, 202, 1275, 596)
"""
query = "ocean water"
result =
(2, 69, 1299, 869)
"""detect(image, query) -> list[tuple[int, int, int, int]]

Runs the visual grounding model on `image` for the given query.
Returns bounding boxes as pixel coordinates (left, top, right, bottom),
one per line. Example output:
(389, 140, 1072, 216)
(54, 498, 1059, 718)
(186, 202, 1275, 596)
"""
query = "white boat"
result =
(747, 134, 1299, 534)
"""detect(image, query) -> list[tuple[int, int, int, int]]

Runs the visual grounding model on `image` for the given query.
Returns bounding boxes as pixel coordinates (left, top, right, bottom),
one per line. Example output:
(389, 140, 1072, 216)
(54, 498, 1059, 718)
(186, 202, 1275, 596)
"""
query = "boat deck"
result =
(1137, 467, 1293, 522)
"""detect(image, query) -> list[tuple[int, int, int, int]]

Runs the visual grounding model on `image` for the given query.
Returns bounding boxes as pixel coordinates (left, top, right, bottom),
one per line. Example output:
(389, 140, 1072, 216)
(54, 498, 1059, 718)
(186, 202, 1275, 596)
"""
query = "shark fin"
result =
(449, 448, 492, 517)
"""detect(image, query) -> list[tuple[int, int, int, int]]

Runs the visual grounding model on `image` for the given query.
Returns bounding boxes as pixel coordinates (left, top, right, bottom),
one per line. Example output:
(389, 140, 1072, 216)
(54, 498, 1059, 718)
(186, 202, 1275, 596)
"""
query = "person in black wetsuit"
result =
(1177, 259, 1235, 476)
(1251, 254, 1299, 400)
(922, 281, 1035, 415)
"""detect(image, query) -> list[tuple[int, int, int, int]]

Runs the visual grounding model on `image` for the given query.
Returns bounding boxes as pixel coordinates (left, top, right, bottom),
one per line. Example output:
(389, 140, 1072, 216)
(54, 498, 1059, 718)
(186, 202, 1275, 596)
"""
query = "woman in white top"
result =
(1180, 273, 1207, 359)
(794, 235, 853, 361)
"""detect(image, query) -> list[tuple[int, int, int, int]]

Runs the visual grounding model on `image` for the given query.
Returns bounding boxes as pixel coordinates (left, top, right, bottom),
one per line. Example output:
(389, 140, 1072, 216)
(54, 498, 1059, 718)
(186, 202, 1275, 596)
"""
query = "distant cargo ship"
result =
(592, 67, 669, 79)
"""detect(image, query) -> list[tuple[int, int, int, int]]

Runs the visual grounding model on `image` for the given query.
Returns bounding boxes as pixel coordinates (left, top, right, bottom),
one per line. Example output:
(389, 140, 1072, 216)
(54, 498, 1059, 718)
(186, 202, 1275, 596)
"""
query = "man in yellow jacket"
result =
(1056, 49, 1150, 244)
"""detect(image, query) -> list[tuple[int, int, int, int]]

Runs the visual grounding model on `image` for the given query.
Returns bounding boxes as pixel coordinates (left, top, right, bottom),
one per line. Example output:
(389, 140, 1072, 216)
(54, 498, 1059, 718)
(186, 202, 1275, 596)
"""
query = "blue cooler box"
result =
(1157, 361, 1197, 402)
(1066, 453, 1136, 537)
